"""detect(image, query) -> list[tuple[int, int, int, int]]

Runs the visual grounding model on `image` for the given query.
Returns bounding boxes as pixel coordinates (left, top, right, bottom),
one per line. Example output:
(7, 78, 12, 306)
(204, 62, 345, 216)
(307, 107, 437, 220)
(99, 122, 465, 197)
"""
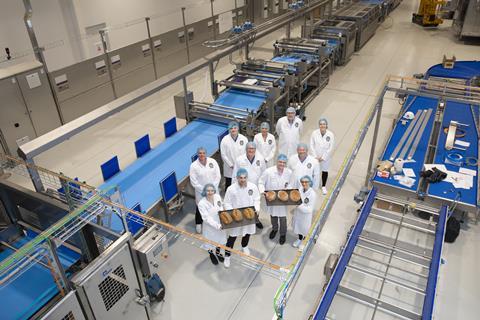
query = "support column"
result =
(364, 96, 384, 187)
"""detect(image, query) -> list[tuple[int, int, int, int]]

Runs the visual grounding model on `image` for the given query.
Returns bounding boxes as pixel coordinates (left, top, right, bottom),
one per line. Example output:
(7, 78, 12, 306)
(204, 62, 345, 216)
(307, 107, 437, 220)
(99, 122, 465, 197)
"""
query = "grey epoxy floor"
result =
(15, 0, 480, 318)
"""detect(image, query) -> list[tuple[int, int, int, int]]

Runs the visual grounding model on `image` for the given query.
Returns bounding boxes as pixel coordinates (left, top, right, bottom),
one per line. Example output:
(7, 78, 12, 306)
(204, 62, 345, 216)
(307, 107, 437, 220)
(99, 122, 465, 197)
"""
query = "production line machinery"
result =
(182, 37, 332, 136)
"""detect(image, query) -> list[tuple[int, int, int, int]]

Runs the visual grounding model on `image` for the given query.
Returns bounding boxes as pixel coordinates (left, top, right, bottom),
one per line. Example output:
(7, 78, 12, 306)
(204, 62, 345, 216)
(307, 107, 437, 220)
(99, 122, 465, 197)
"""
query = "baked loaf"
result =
(232, 209, 243, 222)
(289, 190, 301, 202)
(243, 208, 255, 220)
(278, 190, 289, 202)
(266, 191, 277, 202)
(220, 212, 233, 225)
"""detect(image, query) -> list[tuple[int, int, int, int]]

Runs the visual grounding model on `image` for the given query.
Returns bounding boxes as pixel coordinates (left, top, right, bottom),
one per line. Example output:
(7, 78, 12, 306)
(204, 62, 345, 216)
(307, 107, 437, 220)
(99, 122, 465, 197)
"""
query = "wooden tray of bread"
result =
(218, 206, 258, 230)
(264, 189, 302, 206)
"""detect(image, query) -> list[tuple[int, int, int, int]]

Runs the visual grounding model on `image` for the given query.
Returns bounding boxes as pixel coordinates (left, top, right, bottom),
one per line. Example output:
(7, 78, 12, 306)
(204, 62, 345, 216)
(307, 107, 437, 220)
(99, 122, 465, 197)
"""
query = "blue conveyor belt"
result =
(425, 61, 480, 81)
(213, 88, 266, 113)
(427, 102, 479, 207)
(99, 119, 228, 225)
(373, 96, 438, 191)
(0, 230, 80, 320)
(271, 53, 318, 65)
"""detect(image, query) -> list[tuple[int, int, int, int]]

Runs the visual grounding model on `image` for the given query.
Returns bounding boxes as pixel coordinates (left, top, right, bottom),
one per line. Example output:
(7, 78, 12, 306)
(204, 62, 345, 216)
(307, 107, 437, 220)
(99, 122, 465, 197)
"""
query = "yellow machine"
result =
(412, 0, 446, 26)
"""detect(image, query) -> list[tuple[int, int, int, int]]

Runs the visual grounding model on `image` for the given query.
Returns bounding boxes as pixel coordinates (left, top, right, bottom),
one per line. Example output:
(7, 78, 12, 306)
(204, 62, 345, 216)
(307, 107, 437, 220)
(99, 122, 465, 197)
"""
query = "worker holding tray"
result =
(288, 143, 320, 189)
(310, 118, 335, 195)
(223, 168, 261, 268)
(254, 122, 277, 167)
(198, 184, 227, 265)
(221, 121, 249, 190)
(276, 107, 304, 158)
(258, 154, 295, 245)
(189, 147, 221, 234)
(292, 176, 317, 250)
(233, 141, 266, 229)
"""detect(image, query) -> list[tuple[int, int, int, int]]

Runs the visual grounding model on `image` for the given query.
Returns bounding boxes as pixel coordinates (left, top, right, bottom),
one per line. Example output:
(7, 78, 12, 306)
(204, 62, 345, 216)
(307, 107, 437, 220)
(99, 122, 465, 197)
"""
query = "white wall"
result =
(0, 0, 245, 71)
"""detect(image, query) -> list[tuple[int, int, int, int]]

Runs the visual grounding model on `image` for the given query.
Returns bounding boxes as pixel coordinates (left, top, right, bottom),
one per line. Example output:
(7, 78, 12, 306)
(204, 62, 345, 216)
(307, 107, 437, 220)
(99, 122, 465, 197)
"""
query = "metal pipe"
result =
(210, 0, 216, 40)
(181, 7, 191, 64)
(99, 30, 118, 99)
(364, 94, 385, 187)
(145, 17, 158, 80)
(47, 238, 72, 292)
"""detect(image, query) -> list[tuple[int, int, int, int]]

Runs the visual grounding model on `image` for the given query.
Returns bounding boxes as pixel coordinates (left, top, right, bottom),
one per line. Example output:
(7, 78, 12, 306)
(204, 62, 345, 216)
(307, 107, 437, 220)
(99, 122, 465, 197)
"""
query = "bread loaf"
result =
(232, 209, 243, 222)
(278, 190, 289, 202)
(266, 191, 276, 202)
(219, 212, 233, 225)
(243, 208, 255, 220)
(289, 190, 301, 202)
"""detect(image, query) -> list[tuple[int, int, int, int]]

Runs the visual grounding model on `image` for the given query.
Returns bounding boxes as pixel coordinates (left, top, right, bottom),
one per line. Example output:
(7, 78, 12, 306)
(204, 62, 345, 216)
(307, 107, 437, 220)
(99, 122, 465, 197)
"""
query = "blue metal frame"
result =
(164, 117, 177, 138)
(160, 171, 179, 204)
(100, 156, 120, 181)
(134, 134, 151, 158)
(421, 205, 448, 320)
(312, 187, 377, 320)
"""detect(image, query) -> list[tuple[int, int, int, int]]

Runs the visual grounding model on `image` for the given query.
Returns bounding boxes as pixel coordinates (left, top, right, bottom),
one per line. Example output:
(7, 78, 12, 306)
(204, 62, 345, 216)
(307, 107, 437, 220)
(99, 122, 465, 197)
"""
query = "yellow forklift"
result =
(412, 0, 446, 26)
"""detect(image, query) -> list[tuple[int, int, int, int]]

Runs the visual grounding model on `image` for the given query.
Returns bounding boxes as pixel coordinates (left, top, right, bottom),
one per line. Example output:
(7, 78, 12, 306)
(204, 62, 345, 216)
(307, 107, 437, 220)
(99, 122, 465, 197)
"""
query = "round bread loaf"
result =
(278, 190, 289, 202)
(289, 190, 301, 202)
(243, 208, 255, 220)
(219, 212, 233, 225)
(266, 191, 276, 202)
(232, 209, 243, 222)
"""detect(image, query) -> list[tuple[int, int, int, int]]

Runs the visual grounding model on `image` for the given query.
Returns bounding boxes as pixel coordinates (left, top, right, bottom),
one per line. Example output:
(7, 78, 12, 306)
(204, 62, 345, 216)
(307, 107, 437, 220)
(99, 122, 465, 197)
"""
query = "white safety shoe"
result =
(224, 256, 231, 268)
(196, 224, 202, 234)
(322, 187, 328, 195)
(293, 239, 301, 248)
(242, 246, 251, 256)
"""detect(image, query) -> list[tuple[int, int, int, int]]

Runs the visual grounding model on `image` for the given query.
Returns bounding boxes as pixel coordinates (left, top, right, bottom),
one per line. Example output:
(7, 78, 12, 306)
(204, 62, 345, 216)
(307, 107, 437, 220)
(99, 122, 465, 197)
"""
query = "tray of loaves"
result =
(218, 206, 258, 230)
(264, 189, 302, 206)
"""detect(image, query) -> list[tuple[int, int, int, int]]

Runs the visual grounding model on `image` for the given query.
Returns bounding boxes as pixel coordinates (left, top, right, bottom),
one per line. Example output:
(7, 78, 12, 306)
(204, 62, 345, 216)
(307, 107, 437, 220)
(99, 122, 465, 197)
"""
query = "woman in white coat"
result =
(292, 176, 317, 250)
(189, 146, 221, 233)
(258, 154, 294, 245)
(198, 184, 227, 265)
(223, 168, 261, 268)
(276, 107, 303, 158)
(310, 118, 335, 195)
(253, 122, 277, 167)
(220, 121, 248, 190)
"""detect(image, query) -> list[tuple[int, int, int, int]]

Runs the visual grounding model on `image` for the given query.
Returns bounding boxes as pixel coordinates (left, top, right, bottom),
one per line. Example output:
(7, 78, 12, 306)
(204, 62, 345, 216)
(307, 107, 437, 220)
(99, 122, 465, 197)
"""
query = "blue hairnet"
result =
(318, 118, 328, 126)
(286, 107, 296, 114)
(300, 175, 313, 187)
(228, 121, 239, 130)
(197, 146, 207, 154)
(246, 141, 256, 150)
(277, 154, 288, 162)
(236, 167, 248, 177)
(297, 143, 308, 151)
(260, 122, 270, 130)
(201, 183, 217, 197)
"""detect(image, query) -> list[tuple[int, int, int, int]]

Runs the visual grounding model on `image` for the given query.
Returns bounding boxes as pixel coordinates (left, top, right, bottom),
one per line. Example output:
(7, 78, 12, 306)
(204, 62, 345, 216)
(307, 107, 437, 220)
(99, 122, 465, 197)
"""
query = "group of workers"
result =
(189, 107, 335, 268)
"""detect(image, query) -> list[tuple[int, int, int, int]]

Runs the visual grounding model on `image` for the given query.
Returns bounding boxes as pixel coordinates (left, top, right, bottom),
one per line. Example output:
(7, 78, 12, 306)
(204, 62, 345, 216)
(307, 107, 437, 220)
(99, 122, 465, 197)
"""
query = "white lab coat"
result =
(233, 153, 266, 185)
(254, 132, 277, 166)
(288, 154, 320, 189)
(220, 133, 249, 178)
(310, 129, 335, 171)
(292, 187, 317, 236)
(189, 157, 221, 204)
(198, 194, 227, 250)
(258, 166, 294, 217)
(276, 116, 303, 158)
(223, 182, 260, 237)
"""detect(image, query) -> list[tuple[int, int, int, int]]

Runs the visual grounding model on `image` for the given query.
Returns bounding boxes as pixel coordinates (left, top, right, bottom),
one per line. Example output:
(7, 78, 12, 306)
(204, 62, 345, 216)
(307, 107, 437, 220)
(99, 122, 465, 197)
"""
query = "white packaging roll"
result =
(394, 158, 404, 173)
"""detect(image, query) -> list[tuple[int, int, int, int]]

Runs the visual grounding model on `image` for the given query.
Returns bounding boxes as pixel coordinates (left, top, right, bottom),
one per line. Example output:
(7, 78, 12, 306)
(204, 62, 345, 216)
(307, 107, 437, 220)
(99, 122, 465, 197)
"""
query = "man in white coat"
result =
(223, 168, 261, 268)
(189, 147, 221, 233)
(288, 143, 320, 189)
(253, 122, 277, 167)
(233, 141, 266, 229)
(292, 176, 317, 250)
(310, 118, 335, 195)
(276, 107, 303, 158)
(258, 154, 294, 245)
(221, 121, 248, 190)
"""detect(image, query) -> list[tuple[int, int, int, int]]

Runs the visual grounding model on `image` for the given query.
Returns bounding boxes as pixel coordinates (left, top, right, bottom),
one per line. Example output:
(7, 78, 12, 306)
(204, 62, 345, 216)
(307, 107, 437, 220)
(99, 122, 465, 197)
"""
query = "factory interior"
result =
(0, 0, 479, 319)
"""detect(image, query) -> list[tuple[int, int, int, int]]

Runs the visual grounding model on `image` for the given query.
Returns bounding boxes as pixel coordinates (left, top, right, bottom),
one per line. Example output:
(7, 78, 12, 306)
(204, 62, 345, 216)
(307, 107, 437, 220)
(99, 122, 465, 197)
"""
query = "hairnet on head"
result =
(297, 143, 308, 151)
(286, 107, 296, 114)
(318, 118, 328, 126)
(236, 167, 248, 178)
(197, 146, 207, 154)
(260, 122, 270, 130)
(201, 183, 217, 197)
(300, 175, 313, 187)
(228, 121, 239, 130)
(277, 154, 288, 162)
(246, 141, 256, 150)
